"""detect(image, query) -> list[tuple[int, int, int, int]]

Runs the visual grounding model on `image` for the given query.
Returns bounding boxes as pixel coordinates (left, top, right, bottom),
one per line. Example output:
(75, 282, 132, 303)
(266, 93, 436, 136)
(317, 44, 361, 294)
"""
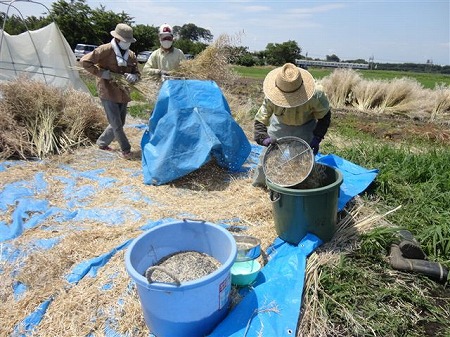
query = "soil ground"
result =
(233, 76, 450, 146)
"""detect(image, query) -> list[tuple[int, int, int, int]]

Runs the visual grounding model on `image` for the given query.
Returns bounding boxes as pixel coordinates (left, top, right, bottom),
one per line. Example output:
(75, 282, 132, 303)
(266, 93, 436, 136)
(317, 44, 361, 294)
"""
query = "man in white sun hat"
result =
(252, 62, 332, 186)
(80, 23, 140, 160)
(143, 23, 186, 78)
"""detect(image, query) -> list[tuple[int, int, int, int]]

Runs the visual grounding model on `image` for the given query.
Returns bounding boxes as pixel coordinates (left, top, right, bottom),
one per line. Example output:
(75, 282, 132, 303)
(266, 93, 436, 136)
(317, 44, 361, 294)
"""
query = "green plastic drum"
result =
(267, 164, 343, 244)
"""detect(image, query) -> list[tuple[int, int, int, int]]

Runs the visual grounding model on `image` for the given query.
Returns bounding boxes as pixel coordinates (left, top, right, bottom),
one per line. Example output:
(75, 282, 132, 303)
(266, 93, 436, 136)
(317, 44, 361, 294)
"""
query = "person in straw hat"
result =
(252, 62, 331, 186)
(143, 23, 186, 79)
(80, 23, 140, 160)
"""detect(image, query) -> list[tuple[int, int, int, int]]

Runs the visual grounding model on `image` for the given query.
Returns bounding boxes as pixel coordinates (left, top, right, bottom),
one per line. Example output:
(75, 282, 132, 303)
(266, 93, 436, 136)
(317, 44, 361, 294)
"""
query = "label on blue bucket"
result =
(219, 273, 231, 309)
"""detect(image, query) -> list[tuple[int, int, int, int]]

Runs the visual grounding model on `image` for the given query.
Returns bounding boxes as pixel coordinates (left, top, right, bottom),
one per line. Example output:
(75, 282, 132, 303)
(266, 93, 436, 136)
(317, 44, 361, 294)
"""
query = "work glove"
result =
(262, 137, 276, 147)
(125, 73, 138, 83)
(100, 69, 111, 80)
(309, 136, 322, 155)
(160, 70, 171, 76)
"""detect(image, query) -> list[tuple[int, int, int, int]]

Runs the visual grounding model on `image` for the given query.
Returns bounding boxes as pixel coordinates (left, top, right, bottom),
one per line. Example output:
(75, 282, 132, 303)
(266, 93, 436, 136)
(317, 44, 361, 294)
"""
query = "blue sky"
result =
(7, 0, 450, 65)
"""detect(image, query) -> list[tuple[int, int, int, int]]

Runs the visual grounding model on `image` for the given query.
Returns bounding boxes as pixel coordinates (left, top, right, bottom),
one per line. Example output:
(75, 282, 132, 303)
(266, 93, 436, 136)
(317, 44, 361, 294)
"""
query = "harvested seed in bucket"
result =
(296, 163, 328, 189)
(147, 250, 221, 283)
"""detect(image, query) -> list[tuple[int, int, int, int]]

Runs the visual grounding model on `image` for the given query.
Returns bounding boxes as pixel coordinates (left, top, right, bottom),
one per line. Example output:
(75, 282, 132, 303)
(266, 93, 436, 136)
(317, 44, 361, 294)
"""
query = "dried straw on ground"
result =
(0, 121, 273, 336)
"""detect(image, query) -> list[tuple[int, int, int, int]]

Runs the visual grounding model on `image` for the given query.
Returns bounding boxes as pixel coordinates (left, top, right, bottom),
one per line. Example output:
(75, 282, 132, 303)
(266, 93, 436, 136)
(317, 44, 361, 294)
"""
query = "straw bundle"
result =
(173, 34, 239, 88)
(0, 77, 106, 159)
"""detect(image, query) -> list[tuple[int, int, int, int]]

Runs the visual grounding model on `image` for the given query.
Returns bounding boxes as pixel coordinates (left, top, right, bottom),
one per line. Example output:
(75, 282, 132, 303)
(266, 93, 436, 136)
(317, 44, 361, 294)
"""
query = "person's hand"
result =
(100, 69, 111, 80)
(262, 137, 276, 147)
(125, 73, 138, 83)
(160, 70, 171, 76)
(309, 136, 322, 155)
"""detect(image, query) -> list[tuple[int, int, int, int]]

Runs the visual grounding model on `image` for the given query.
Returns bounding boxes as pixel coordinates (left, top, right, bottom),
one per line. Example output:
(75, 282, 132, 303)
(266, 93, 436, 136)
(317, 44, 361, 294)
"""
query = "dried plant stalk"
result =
(173, 34, 240, 88)
(0, 76, 106, 159)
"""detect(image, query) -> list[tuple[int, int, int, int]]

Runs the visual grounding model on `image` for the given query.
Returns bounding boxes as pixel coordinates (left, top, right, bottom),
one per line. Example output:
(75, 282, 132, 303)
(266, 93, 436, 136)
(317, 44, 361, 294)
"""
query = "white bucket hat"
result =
(263, 63, 315, 108)
(110, 23, 136, 43)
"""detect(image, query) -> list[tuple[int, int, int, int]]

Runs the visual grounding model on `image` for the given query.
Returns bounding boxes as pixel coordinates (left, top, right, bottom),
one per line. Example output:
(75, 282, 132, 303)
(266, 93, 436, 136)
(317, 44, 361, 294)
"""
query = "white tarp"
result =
(0, 22, 89, 93)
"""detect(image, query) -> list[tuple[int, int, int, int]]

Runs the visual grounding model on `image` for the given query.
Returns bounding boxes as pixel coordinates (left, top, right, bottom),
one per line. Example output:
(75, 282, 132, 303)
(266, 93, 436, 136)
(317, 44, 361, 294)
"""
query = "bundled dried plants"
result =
(320, 68, 450, 123)
(0, 77, 107, 159)
(172, 34, 239, 89)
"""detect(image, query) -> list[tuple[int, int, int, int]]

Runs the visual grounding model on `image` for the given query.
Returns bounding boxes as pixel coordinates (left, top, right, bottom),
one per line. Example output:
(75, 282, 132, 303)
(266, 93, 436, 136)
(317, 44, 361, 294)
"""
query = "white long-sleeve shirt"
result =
(142, 47, 186, 76)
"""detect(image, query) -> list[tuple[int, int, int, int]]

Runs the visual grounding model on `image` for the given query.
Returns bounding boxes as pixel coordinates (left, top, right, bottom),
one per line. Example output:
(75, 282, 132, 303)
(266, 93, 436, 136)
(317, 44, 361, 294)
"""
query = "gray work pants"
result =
(97, 99, 131, 153)
(252, 116, 316, 186)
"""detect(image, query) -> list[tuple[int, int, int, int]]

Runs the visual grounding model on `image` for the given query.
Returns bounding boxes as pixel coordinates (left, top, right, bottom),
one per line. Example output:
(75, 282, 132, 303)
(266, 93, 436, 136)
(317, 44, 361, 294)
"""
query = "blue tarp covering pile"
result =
(141, 79, 251, 185)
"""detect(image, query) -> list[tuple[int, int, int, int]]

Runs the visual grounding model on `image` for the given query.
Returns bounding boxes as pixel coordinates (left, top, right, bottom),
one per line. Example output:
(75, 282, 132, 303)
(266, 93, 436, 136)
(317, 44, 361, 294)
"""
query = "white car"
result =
(74, 44, 97, 61)
(137, 51, 152, 63)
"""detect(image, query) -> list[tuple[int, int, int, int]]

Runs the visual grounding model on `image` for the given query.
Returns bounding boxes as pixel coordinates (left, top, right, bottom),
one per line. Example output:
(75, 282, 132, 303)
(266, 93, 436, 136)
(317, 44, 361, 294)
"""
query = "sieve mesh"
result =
(263, 136, 314, 187)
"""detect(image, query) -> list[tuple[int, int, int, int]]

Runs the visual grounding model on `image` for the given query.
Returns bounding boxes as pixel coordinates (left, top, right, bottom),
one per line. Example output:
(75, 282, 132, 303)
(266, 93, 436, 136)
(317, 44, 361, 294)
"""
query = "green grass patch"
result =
(233, 66, 450, 89)
(84, 81, 97, 96)
(232, 65, 272, 79)
(318, 255, 449, 336)
(324, 130, 450, 261)
(128, 102, 153, 120)
(358, 70, 450, 89)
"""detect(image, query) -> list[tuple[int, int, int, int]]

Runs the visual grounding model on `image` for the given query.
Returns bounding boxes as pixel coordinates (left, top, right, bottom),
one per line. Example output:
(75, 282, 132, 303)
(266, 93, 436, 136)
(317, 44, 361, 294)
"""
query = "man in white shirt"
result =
(143, 23, 186, 78)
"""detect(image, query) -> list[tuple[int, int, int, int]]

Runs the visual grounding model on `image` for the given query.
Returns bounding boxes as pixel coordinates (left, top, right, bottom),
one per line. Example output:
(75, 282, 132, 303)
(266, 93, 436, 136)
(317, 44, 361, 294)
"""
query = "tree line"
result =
(1, 0, 449, 73)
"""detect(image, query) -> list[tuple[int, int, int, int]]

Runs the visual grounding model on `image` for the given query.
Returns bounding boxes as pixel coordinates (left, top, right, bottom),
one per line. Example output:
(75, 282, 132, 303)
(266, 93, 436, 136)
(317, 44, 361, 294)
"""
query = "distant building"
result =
(295, 59, 369, 69)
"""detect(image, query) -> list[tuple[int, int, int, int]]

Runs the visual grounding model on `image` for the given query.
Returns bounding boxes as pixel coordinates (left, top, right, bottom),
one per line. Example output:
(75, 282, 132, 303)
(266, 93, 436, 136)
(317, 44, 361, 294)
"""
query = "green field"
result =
(233, 66, 450, 89)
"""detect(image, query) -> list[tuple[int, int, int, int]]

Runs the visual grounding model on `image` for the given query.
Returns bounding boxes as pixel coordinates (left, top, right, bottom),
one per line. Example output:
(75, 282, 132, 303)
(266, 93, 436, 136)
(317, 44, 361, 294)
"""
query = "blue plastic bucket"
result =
(125, 219, 237, 337)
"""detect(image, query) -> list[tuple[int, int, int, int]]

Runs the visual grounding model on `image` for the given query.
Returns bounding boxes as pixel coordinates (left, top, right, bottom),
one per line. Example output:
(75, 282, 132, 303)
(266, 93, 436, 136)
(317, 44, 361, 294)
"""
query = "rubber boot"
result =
(398, 229, 427, 260)
(390, 244, 448, 284)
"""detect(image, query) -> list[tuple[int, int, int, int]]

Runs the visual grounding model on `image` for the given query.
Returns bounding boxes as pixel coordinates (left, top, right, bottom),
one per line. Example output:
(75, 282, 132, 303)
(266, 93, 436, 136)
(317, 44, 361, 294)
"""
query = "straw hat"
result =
(110, 23, 136, 43)
(263, 63, 315, 108)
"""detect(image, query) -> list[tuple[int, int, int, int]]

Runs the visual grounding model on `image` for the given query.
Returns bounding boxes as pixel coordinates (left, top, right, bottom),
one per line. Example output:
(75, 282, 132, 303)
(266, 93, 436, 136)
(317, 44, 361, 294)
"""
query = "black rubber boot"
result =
(390, 244, 448, 284)
(398, 229, 427, 260)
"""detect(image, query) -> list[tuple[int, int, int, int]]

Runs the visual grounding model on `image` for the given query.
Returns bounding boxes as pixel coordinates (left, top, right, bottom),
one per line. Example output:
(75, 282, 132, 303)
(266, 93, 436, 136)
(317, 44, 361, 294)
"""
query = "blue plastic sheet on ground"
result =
(66, 240, 132, 284)
(316, 153, 379, 211)
(209, 234, 321, 337)
(0, 144, 379, 336)
(13, 298, 53, 336)
(141, 79, 251, 185)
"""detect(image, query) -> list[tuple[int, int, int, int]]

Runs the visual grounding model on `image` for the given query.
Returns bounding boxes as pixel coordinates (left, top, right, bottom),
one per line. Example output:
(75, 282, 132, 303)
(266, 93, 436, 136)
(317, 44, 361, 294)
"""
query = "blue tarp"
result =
(209, 234, 321, 337)
(141, 79, 251, 185)
(316, 153, 379, 211)
(1, 140, 378, 336)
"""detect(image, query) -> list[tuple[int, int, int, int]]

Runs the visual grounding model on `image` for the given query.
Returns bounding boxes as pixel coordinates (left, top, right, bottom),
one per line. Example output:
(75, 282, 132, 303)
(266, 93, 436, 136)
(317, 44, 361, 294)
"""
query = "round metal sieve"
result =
(262, 136, 314, 187)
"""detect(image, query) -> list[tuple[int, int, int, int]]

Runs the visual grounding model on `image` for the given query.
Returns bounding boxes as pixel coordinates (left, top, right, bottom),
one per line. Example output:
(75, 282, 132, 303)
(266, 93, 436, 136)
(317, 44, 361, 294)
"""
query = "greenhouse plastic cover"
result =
(141, 79, 252, 185)
(0, 22, 89, 93)
(1, 134, 378, 336)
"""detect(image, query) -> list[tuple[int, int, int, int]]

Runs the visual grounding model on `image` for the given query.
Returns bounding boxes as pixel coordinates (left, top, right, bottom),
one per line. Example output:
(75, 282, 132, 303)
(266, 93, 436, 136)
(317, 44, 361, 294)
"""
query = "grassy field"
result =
(310, 113, 450, 336)
(233, 65, 450, 89)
